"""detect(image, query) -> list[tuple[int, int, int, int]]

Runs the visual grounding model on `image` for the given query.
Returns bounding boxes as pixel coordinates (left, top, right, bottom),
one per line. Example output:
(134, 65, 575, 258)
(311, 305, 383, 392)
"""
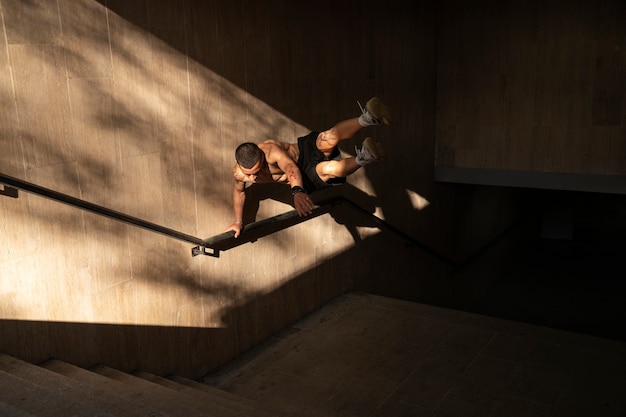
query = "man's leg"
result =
(315, 138, 385, 181)
(314, 97, 390, 182)
(319, 97, 392, 148)
(315, 157, 360, 182)
(327, 118, 362, 142)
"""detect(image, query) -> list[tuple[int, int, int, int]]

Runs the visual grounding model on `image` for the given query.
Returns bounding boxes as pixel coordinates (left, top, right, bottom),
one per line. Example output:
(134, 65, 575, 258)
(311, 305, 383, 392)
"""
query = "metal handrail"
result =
(0, 172, 340, 258)
(0, 172, 205, 247)
(2, 171, 520, 264)
(192, 201, 338, 257)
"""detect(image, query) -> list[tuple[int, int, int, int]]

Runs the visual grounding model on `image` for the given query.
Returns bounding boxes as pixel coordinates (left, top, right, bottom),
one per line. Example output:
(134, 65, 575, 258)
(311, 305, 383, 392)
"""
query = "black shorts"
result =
(297, 131, 346, 193)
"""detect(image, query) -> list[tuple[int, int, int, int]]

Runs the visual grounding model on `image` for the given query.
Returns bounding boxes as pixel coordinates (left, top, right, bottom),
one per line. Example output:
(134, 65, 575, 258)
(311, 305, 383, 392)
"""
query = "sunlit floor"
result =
(204, 292, 626, 417)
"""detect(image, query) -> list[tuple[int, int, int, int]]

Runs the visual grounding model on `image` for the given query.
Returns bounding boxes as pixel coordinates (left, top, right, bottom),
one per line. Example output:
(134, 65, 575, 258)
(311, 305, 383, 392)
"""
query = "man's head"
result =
(235, 142, 263, 169)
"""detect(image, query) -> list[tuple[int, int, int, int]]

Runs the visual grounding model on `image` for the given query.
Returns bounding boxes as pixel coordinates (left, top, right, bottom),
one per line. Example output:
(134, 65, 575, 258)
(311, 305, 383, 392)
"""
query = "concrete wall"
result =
(0, 0, 588, 378)
(435, 0, 626, 192)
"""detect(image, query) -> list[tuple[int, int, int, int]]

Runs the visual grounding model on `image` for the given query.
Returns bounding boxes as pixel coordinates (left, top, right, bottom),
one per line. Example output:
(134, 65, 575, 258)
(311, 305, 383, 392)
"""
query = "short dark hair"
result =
(235, 142, 263, 169)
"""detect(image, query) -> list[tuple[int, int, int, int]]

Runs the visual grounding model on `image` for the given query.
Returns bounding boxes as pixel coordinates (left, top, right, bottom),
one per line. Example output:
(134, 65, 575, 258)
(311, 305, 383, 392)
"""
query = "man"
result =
(225, 97, 390, 238)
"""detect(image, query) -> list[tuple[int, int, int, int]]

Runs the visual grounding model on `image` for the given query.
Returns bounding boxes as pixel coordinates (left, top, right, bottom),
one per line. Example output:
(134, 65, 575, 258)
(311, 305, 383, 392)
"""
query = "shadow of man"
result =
(241, 182, 294, 225)
(242, 182, 382, 244)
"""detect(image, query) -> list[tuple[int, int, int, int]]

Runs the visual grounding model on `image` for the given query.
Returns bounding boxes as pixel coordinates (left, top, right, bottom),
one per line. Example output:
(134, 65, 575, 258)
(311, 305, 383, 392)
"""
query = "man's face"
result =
(238, 156, 265, 182)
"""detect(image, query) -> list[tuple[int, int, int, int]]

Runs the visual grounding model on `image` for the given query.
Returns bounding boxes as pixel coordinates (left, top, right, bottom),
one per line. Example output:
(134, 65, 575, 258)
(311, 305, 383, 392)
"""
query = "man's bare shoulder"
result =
(261, 139, 291, 151)
(259, 140, 291, 162)
(232, 164, 245, 182)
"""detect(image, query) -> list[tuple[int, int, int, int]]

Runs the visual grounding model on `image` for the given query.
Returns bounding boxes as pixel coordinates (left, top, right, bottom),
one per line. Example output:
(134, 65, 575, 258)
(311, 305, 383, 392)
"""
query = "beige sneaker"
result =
(355, 137, 386, 166)
(358, 97, 392, 126)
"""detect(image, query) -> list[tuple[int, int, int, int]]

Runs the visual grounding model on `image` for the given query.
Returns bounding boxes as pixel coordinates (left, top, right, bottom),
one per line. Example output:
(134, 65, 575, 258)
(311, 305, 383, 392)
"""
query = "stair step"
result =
(0, 400, 38, 417)
(41, 359, 169, 416)
(0, 363, 115, 417)
(3, 354, 189, 417)
(133, 371, 277, 417)
(169, 375, 299, 417)
(93, 365, 271, 417)
(44, 360, 208, 417)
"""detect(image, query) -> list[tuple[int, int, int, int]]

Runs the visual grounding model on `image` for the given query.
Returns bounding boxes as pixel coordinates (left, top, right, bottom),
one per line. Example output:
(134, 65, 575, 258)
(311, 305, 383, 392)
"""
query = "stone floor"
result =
(204, 292, 626, 417)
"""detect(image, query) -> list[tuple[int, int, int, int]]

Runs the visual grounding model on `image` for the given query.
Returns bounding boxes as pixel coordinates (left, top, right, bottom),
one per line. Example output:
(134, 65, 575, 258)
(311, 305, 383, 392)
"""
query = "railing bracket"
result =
(192, 245, 220, 258)
(0, 185, 18, 198)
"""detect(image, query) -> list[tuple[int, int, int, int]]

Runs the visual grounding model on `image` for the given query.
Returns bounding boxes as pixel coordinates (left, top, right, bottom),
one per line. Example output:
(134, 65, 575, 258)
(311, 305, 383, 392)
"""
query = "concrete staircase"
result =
(4, 293, 626, 416)
(0, 354, 278, 417)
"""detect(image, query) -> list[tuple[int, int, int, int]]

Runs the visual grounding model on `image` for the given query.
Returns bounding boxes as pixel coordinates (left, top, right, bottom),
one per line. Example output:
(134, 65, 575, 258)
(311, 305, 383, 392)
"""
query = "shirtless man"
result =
(225, 97, 390, 238)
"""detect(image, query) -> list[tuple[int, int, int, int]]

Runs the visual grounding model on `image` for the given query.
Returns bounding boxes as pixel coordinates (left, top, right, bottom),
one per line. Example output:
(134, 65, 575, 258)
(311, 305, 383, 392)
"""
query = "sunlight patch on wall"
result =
(406, 189, 430, 210)
(0, 0, 334, 330)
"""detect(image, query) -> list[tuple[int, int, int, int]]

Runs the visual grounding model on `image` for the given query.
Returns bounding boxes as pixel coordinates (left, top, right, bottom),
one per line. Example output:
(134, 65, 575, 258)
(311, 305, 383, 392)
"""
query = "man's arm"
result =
(224, 177, 246, 238)
(269, 145, 315, 217)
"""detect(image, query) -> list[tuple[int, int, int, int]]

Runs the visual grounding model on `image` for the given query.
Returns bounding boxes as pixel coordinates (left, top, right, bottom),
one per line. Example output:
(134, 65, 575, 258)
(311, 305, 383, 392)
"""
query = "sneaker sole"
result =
(366, 97, 392, 125)
(363, 137, 386, 160)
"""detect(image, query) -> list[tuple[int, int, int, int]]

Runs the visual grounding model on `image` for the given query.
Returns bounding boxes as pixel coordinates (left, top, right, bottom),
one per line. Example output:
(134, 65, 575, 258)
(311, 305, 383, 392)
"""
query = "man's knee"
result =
(316, 161, 336, 182)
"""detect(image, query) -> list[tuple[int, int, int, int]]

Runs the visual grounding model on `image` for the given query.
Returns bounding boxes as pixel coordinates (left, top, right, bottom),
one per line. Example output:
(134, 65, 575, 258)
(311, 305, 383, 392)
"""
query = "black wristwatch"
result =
(291, 186, 305, 195)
